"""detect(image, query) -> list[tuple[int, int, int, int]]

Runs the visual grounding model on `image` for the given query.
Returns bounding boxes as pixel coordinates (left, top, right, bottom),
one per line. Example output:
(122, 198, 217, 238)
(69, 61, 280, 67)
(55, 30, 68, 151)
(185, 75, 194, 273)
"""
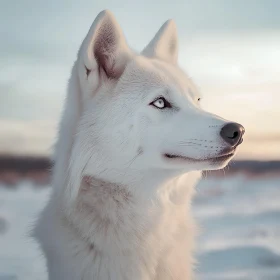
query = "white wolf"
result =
(34, 10, 244, 280)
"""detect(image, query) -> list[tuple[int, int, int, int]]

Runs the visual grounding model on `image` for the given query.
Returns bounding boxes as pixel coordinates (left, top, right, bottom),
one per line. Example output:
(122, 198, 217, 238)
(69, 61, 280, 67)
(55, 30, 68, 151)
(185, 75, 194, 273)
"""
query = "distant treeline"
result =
(227, 160, 280, 173)
(0, 155, 52, 173)
(0, 155, 280, 174)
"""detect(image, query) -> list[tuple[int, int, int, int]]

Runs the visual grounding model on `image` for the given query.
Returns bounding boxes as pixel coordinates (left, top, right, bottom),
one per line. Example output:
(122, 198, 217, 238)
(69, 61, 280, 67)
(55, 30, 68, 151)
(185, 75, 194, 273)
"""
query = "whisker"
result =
(177, 143, 200, 147)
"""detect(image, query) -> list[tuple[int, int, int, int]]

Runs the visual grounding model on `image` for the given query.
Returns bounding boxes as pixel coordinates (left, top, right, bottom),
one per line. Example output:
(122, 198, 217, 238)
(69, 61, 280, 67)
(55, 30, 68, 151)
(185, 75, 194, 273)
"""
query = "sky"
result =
(0, 0, 280, 159)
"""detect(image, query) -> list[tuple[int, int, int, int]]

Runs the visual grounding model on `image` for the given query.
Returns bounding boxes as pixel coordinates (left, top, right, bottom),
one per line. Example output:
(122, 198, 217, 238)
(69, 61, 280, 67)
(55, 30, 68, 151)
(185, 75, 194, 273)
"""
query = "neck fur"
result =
(35, 168, 200, 280)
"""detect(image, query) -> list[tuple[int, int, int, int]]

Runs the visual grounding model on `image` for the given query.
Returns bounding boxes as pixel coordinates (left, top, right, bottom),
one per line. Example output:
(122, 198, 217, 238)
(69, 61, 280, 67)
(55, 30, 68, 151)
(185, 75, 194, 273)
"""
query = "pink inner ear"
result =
(83, 175, 92, 186)
(92, 20, 130, 80)
(93, 23, 118, 78)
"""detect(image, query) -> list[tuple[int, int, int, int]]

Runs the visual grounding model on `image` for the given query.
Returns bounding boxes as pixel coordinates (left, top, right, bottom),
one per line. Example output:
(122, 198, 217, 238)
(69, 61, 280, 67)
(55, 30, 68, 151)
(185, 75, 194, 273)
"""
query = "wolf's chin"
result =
(205, 157, 234, 170)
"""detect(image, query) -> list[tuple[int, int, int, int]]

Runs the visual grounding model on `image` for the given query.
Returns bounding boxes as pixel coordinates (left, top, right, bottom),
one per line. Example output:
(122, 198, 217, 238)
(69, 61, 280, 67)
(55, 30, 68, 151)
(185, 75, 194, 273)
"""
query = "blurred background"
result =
(0, 0, 280, 279)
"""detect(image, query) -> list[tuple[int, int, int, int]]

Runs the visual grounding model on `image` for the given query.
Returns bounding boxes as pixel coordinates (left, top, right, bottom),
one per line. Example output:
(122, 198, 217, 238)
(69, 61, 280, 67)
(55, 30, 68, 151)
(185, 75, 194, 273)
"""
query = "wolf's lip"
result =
(164, 151, 235, 162)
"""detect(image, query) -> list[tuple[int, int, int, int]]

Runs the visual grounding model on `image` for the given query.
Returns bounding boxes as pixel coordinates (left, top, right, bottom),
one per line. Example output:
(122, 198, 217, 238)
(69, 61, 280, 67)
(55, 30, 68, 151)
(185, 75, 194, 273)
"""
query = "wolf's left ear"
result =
(80, 10, 131, 80)
(142, 20, 178, 64)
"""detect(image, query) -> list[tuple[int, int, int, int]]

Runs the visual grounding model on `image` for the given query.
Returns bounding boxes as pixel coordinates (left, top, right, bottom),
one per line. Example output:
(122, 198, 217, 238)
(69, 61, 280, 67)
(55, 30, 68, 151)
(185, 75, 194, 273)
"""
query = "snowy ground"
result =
(1, 173, 280, 280)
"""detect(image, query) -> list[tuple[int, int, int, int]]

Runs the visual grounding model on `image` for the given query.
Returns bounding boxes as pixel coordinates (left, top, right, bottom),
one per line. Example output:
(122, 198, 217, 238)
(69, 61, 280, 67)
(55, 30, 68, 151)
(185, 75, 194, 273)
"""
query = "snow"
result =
(1, 174, 280, 280)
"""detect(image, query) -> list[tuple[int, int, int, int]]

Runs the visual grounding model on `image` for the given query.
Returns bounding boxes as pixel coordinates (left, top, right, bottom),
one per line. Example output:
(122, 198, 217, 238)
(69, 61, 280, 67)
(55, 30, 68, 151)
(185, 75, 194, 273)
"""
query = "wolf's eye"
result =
(198, 98, 201, 101)
(150, 97, 172, 109)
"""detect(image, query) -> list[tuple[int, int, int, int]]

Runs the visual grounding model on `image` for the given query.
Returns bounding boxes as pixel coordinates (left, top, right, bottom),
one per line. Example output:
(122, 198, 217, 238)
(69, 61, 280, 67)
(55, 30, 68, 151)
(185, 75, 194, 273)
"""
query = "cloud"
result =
(180, 32, 280, 86)
(0, 120, 56, 156)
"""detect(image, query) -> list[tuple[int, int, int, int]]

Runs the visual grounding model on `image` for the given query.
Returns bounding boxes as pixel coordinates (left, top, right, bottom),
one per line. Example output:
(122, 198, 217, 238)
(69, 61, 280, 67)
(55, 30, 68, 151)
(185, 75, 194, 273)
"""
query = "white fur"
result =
(34, 10, 242, 280)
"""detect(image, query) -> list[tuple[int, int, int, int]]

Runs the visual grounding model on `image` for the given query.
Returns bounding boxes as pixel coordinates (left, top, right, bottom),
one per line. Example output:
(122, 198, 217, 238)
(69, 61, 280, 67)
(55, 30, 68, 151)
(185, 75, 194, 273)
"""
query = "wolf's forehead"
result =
(124, 56, 199, 98)
(151, 60, 197, 94)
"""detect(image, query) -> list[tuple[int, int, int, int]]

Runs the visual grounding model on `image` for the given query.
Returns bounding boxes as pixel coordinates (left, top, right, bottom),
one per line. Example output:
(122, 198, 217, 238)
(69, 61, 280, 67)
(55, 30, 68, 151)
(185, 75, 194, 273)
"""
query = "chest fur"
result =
(59, 178, 196, 279)
(36, 177, 197, 280)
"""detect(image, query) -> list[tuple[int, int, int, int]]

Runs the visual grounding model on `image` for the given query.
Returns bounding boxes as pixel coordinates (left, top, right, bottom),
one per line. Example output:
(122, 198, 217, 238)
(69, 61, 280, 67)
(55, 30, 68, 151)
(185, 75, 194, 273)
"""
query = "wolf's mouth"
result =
(164, 151, 235, 162)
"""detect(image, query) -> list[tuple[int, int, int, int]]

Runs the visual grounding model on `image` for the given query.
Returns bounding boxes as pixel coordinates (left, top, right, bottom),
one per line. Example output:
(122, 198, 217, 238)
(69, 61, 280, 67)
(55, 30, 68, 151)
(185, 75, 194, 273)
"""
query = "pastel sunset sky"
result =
(0, 0, 279, 160)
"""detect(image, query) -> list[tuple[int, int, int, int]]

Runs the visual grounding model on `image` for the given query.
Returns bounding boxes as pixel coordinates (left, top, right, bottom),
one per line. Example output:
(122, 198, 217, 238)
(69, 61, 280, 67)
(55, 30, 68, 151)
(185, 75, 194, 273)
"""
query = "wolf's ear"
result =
(80, 10, 131, 80)
(142, 20, 178, 64)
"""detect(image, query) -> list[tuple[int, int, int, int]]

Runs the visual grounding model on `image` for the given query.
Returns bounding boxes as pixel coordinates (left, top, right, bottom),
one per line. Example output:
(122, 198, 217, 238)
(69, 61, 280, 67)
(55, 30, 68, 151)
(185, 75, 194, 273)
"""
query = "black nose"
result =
(220, 122, 245, 146)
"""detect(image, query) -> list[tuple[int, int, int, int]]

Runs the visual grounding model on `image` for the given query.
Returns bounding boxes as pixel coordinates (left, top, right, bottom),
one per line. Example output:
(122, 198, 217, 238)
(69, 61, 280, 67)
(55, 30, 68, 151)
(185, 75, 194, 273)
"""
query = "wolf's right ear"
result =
(79, 10, 131, 82)
(142, 20, 178, 64)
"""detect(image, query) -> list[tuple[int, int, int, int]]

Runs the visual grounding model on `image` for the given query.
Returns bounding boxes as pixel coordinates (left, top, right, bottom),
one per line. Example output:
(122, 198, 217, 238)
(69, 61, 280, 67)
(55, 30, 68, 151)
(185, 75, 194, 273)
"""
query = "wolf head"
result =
(60, 10, 244, 199)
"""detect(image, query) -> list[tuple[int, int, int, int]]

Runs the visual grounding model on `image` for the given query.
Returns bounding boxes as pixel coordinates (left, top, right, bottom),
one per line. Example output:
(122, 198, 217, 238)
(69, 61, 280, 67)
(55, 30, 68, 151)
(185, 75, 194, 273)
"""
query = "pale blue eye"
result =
(149, 96, 172, 109)
(154, 99, 165, 108)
